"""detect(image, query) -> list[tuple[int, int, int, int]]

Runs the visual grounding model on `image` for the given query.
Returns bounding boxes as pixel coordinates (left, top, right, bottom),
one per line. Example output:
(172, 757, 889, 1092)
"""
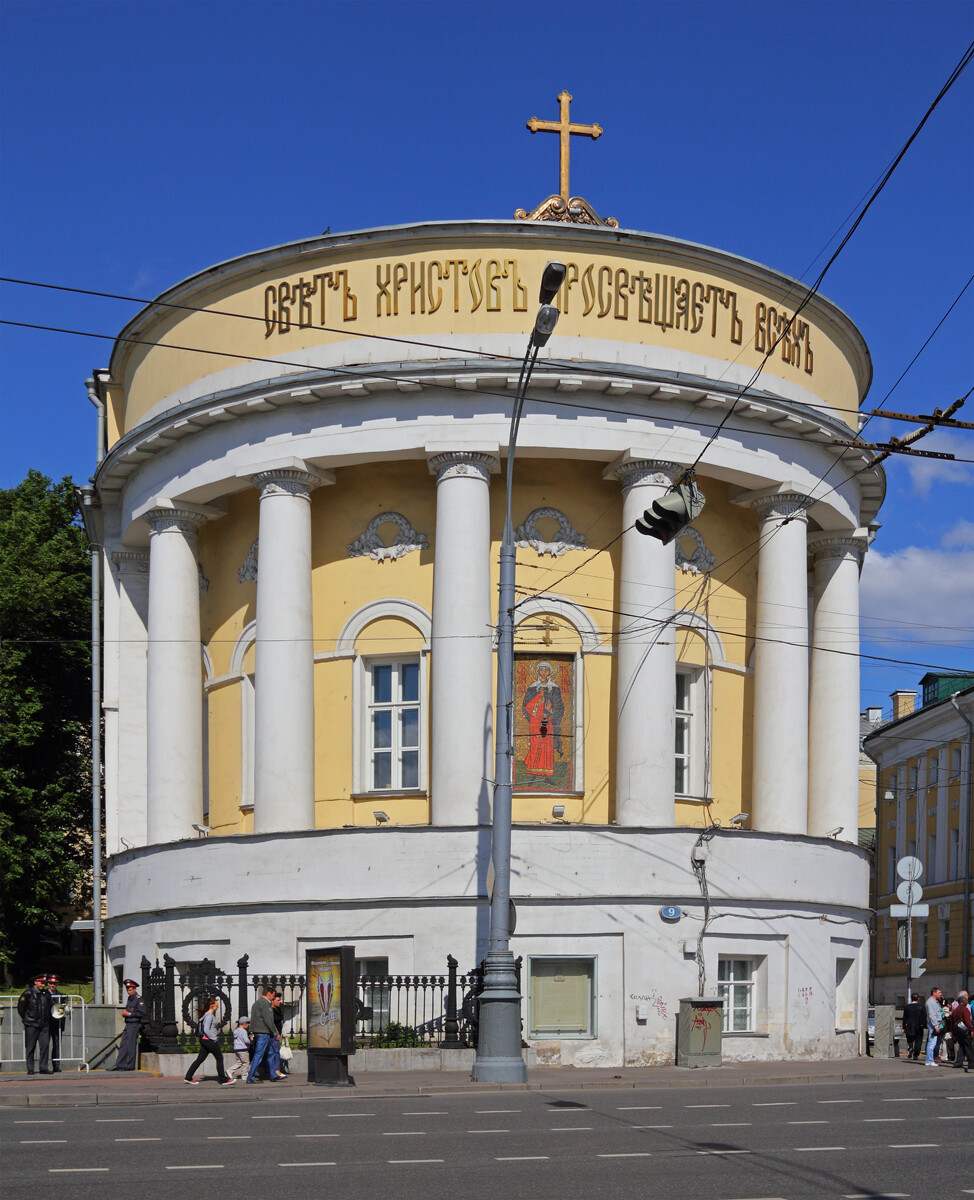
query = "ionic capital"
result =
(606, 457, 681, 493)
(808, 532, 868, 564)
(112, 549, 150, 574)
(251, 467, 321, 499)
(742, 491, 811, 524)
(428, 451, 499, 483)
(143, 507, 209, 536)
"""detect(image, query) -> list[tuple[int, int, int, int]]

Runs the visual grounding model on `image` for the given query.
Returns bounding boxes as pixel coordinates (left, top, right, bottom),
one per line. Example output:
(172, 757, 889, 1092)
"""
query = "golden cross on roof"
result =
(527, 91, 603, 202)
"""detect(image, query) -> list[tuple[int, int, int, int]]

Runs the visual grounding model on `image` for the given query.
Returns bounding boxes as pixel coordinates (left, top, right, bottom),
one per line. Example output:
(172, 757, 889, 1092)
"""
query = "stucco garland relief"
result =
(515, 507, 587, 557)
(238, 539, 259, 583)
(674, 526, 715, 574)
(348, 512, 429, 562)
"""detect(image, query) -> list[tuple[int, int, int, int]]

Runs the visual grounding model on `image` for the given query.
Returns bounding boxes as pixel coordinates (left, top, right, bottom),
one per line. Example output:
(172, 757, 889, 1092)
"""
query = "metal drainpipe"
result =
(84, 374, 107, 1005)
(950, 694, 973, 995)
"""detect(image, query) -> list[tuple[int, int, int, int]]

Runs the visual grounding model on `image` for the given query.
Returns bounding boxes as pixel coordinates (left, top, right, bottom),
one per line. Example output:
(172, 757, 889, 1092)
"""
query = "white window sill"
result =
(721, 1030, 767, 1038)
(351, 790, 428, 800)
(527, 1033, 597, 1041)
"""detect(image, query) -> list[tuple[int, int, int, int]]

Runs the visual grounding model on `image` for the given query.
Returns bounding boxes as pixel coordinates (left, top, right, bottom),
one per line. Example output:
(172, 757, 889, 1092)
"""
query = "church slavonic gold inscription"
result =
(260, 257, 814, 376)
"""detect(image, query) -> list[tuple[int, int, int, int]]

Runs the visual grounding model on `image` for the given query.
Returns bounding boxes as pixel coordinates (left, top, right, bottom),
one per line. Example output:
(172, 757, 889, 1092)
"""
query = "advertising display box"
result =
(305, 944, 356, 1086)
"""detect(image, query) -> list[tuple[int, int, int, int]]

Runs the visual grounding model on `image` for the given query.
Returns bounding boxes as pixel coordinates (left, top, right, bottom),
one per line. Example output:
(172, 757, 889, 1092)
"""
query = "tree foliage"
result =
(0, 470, 92, 975)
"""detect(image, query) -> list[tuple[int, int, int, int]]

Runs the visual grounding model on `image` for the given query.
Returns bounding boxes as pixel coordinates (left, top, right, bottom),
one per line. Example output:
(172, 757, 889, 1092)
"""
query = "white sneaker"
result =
(221, 1077, 236, 1086)
(925, 1061, 938, 1066)
(184, 1078, 199, 1085)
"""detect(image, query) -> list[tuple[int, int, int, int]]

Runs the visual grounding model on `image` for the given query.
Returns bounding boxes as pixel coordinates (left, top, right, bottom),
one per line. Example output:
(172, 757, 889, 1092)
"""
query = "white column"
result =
(428, 451, 498, 826)
(144, 509, 206, 845)
(807, 534, 866, 842)
(251, 467, 322, 834)
(744, 491, 810, 835)
(610, 458, 680, 826)
(113, 550, 150, 850)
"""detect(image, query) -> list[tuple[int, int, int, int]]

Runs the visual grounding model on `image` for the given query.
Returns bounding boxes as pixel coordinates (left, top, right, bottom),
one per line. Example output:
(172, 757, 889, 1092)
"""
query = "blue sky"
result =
(1, 0, 972, 707)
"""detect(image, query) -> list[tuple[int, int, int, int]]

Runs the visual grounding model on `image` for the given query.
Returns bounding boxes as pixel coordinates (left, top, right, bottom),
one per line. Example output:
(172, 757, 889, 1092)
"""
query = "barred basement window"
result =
(367, 659, 421, 791)
(527, 956, 597, 1039)
(717, 958, 754, 1032)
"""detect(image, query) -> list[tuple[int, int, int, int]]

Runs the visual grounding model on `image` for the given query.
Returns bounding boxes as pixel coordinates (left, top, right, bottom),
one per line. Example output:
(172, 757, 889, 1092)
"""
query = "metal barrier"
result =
(1, 994, 89, 1072)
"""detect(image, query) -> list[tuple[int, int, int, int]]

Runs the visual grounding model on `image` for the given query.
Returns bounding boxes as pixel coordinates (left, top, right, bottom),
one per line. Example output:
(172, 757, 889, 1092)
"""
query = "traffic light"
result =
(635, 480, 705, 544)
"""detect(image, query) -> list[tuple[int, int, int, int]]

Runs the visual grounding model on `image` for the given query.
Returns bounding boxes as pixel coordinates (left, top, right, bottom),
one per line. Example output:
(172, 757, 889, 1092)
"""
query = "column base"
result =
(471, 951, 527, 1083)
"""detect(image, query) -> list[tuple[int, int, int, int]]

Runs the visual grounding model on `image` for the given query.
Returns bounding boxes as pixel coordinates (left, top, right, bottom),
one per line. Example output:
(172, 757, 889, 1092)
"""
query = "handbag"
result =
(279, 1037, 292, 1061)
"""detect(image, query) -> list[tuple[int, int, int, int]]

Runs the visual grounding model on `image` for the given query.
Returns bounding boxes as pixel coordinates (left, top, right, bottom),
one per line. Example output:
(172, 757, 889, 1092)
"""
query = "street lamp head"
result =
(538, 261, 567, 305)
(532, 304, 560, 347)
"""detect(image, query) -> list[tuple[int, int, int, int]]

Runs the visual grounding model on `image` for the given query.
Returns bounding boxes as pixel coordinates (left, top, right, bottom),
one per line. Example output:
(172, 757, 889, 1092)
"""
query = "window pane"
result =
(733, 1003, 750, 1032)
(372, 710, 392, 748)
(400, 707, 419, 747)
(675, 715, 689, 755)
(675, 760, 687, 794)
(372, 665, 392, 704)
(372, 752, 391, 789)
(401, 662, 419, 702)
(402, 751, 419, 788)
(676, 673, 690, 711)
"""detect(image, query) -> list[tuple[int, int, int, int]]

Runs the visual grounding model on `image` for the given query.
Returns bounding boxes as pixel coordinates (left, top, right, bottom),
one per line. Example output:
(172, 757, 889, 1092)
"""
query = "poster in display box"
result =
(305, 945, 356, 1056)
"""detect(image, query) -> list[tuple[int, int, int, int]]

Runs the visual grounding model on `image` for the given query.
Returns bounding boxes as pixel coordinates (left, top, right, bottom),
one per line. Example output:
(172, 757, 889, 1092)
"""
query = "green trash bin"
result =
(676, 997, 723, 1067)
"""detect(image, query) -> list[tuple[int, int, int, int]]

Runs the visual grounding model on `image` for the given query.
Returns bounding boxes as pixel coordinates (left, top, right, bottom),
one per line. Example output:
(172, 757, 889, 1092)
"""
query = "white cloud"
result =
(904, 428, 974, 495)
(859, 521, 974, 653)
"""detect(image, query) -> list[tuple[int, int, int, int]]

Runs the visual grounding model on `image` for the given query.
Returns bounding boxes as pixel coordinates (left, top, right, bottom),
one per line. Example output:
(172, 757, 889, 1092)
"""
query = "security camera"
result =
(729, 813, 749, 827)
(192, 823, 210, 837)
(826, 826, 844, 839)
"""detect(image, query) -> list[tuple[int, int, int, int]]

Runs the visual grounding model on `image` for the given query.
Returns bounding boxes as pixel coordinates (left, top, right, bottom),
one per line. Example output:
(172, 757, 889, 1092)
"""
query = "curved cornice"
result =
(107, 219, 872, 402)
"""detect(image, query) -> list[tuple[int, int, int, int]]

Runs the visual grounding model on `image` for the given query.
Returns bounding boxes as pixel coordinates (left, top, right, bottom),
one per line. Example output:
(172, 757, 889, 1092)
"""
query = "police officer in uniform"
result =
(110, 979, 145, 1071)
(17, 974, 53, 1074)
(46, 975, 66, 1072)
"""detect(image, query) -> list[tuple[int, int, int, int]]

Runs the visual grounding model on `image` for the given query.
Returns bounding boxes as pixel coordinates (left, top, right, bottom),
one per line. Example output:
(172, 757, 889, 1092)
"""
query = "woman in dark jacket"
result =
(184, 997, 235, 1086)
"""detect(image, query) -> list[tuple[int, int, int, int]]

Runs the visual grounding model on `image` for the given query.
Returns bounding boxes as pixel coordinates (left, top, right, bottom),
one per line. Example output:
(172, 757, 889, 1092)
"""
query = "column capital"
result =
(251, 467, 322, 498)
(736, 488, 811, 523)
(428, 450, 500, 482)
(807, 531, 868, 563)
(143, 507, 209, 535)
(112, 548, 150, 574)
(604, 456, 681, 492)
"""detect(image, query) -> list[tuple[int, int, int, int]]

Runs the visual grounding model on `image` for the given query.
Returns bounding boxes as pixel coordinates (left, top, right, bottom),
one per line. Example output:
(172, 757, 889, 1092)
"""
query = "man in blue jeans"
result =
(246, 985, 282, 1083)
(925, 986, 945, 1065)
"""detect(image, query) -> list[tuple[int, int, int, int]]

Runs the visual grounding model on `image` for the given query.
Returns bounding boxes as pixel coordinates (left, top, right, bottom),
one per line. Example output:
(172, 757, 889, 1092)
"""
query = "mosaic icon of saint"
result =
(521, 660, 565, 777)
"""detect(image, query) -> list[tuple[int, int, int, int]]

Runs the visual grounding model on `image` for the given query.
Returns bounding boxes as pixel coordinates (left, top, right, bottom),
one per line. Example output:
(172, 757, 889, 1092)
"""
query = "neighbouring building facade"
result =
(88, 185, 886, 1064)
(866, 677, 974, 1005)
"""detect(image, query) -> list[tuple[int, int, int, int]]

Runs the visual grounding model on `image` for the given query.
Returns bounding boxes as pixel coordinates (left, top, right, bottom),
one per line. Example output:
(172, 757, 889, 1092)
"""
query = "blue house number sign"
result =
(659, 905, 682, 922)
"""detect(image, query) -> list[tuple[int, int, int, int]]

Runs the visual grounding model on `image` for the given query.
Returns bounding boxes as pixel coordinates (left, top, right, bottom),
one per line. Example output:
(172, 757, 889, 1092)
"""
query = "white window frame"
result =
(354, 654, 427, 795)
(527, 955, 597, 1040)
(939, 918, 950, 959)
(834, 956, 857, 1032)
(241, 671, 255, 810)
(950, 746, 962, 779)
(927, 833, 937, 884)
(916, 921, 927, 957)
(717, 957, 756, 1033)
(675, 665, 708, 802)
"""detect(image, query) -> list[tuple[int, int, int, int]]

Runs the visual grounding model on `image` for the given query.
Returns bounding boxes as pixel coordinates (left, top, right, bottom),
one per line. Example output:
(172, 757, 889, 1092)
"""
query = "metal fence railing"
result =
(1, 994, 89, 1072)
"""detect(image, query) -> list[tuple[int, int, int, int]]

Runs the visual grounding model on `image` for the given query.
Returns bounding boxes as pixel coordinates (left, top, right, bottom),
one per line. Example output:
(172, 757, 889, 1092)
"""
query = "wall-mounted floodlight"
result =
(192, 823, 210, 837)
(884, 789, 896, 803)
(729, 813, 748, 827)
(373, 811, 390, 825)
(826, 826, 844, 839)
(551, 805, 566, 821)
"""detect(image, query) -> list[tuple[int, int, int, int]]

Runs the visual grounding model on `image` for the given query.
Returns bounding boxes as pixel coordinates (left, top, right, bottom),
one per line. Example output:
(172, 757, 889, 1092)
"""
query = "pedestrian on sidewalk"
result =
(924, 986, 945, 1066)
(949, 991, 974, 1072)
(17, 974, 53, 1075)
(110, 979, 145, 1071)
(46, 976, 66, 1072)
(246, 985, 282, 1083)
(184, 997, 235, 1086)
(903, 993, 925, 1060)
(230, 1016, 252, 1078)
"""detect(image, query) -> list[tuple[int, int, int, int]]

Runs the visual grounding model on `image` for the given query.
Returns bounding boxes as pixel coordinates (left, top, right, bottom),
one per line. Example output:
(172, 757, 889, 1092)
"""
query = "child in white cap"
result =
(231, 1015, 252, 1079)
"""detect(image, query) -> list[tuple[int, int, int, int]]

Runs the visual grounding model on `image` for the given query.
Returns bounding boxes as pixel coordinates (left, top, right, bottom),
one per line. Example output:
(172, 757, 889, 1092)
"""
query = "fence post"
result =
(237, 954, 249, 1025)
(440, 955, 462, 1048)
(159, 953, 180, 1053)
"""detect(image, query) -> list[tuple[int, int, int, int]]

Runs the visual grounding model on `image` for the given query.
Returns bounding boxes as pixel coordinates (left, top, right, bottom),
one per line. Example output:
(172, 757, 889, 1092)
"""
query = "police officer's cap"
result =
(122, 979, 139, 988)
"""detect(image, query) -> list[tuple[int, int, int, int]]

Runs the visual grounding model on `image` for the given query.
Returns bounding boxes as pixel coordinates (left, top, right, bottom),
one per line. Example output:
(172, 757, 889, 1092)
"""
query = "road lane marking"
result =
(883, 1098, 918, 1103)
(477, 1109, 521, 1114)
(599, 1152, 652, 1158)
(551, 1126, 592, 1131)
(843, 1194, 910, 1198)
(329, 1113, 373, 1118)
(96, 1118, 144, 1123)
(116, 1137, 161, 1142)
(15, 1120, 64, 1124)
(818, 1099, 861, 1104)
(208, 1135, 251, 1140)
(49, 1168, 108, 1173)
(939, 1114, 974, 1119)
(695, 1150, 751, 1155)
(389, 1159, 444, 1164)
(295, 1133, 339, 1138)
(633, 1124, 672, 1129)
(403, 1111, 447, 1115)
(468, 1129, 509, 1133)
(21, 1139, 67, 1144)
(889, 1143, 938, 1148)
(617, 1106, 661, 1110)
(687, 1104, 730, 1108)
(794, 1146, 845, 1151)
(279, 1162, 335, 1167)
(864, 1118, 904, 1122)
(496, 1156, 549, 1161)
(165, 1164, 224, 1170)
(174, 1117, 223, 1121)
(712, 1122, 752, 1127)
(753, 1102, 796, 1107)
(252, 1114, 300, 1119)
(788, 1120, 828, 1125)
(384, 1131, 426, 1136)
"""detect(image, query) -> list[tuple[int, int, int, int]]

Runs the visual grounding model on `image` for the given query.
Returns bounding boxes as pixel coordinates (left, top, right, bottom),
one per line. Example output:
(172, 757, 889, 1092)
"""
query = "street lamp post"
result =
(473, 262, 566, 1083)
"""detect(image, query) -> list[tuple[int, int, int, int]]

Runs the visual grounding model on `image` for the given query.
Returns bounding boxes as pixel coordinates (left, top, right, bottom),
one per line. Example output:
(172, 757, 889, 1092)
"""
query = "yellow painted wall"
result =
(198, 460, 758, 835)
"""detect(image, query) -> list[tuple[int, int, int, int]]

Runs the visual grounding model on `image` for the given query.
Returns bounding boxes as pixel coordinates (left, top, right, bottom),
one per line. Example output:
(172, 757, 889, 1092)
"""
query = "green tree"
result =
(0, 470, 92, 978)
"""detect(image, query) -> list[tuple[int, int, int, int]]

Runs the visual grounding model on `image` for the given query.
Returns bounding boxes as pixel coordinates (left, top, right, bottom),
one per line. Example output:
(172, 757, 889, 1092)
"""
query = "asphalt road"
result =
(3, 1073, 972, 1199)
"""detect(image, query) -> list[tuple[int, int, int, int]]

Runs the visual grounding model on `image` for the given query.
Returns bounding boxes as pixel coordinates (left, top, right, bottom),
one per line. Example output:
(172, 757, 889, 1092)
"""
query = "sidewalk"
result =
(0, 1055, 943, 1108)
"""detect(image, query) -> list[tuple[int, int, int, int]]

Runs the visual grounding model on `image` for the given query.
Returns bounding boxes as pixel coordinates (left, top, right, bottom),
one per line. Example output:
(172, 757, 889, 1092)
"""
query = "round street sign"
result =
(659, 905, 682, 922)
(896, 856, 923, 882)
(896, 880, 922, 906)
